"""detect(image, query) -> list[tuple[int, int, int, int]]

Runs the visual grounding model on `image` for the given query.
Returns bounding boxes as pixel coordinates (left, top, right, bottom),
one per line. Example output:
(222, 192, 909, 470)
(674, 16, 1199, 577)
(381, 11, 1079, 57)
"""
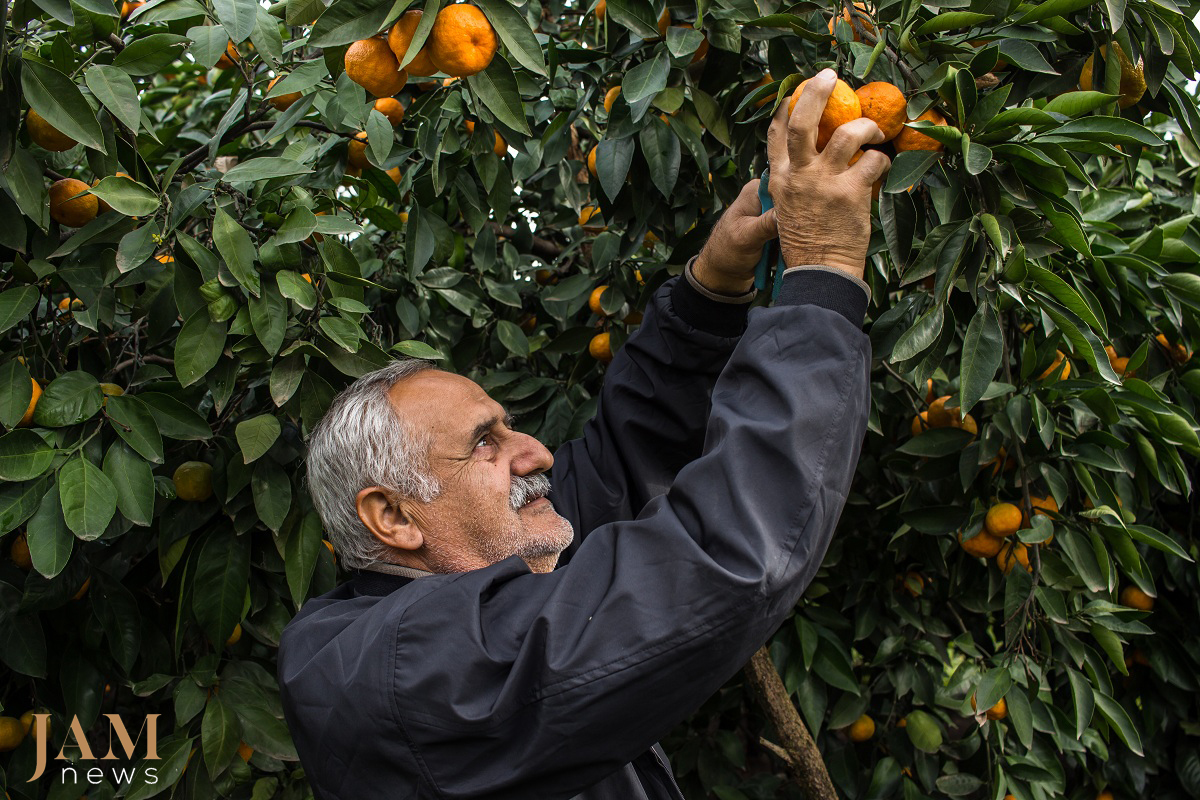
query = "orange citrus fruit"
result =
(1079, 44, 1145, 109)
(595, 0, 605, 18)
(9, 533, 32, 571)
(752, 73, 777, 108)
(1119, 585, 1154, 611)
(827, 2, 875, 42)
(49, 178, 99, 228)
(927, 395, 956, 427)
(347, 132, 370, 169)
(847, 714, 875, 741)
(579, 205, 602, 227)
(997, 542, 1030, 574)
(604, 86, 621, 113)
(173, 461, 214, 502)
(428, 4, 497, 78)
(910, 410, 930, 437)
(1038, 349, 1071, 381)
(266, 76, 302, 111)
(237, 742, 254, 761)
(344, 37, 407, 97)
(959, 530, 1003, 558)
(26, 109, 77, 151)
(588, 285, 610, 316)
(215, 40, 239, 69)
(120, 1, 142, 18)
(587, 145, 598, 176)
(788, 77, 862, 151)
(72, 578, 91, 601)
(855, 82, 906, 142)
(985, 503, 1022, 538)
(226, 623, 242, 647)
(971, 694, 1008, 720)
(388, 11, 440, 77)
(0, 717, 24, 752)
(374, 97, 406, 126)
(589, 332, 613, 364)
(656, 8, 669, 37)
(19, 378, 41, 427)
(894, 109, 947, 152)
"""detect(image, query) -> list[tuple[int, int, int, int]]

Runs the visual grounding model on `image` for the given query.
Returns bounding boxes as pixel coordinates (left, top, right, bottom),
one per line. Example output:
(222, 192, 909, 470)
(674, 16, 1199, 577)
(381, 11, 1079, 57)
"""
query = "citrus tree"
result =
(2, 0, 1200, 795)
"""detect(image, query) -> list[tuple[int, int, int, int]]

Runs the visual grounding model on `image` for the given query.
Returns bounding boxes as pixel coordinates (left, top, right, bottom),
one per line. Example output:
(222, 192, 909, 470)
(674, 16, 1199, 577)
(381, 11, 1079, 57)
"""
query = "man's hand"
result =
(767, 68, 891, 280)
(692, 179, 778, 296)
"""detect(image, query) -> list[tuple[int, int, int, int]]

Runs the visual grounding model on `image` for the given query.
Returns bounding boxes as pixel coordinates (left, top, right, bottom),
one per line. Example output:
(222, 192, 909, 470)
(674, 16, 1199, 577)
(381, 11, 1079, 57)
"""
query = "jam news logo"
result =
(28, 713, 161, 785)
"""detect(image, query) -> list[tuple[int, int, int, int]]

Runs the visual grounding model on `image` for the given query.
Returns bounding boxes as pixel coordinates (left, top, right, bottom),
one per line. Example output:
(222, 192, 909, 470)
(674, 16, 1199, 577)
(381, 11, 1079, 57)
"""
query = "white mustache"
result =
(510, 473, 551, 510)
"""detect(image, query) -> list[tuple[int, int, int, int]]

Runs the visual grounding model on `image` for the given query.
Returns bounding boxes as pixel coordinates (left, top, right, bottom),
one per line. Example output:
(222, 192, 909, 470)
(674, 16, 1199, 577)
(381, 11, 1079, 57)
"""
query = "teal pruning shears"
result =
(754, 169, 787, 301)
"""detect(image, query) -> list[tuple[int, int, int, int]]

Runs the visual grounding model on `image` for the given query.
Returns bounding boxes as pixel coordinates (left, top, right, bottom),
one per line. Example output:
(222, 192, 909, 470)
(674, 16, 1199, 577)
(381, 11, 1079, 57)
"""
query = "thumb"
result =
(726, 178, 764, 219)
(748, 207, 778, 245)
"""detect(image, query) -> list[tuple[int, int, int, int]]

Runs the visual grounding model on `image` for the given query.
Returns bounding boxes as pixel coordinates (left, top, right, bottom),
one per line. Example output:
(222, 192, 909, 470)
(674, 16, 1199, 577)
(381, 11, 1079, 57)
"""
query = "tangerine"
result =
(787, 77, 862, 151)
(388, 11, 440, 77)
(428, 4, 497, 78)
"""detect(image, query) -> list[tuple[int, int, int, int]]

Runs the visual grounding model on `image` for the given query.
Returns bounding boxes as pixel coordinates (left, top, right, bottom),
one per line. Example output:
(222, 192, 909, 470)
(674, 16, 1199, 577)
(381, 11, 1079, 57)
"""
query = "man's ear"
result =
(356, 487, 424, 552)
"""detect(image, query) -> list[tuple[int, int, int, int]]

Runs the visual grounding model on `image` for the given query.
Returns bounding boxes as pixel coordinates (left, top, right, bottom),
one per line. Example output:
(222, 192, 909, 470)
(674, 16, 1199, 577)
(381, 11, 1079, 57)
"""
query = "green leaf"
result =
(466, 55, 532, 136)
(0, 477, 50, 536)
(884, 150, 941, 193)
(974, 667, 1012, 712)
(249, 275, 287, 356)
(58, 455, 118, 540)
(111, 33, 190, 75)
(476, 0, 547, 75)
(622, 50, 670, 104)
(0, 582, 47, 678)
(212, 206, 261, 296)
(212, 0, 256, 41)
(251, 458, 291, 532)
(21, 60, 106, 152)
(366, 110, 393, 165)
(0, 286, 41, 335)
(1043, 90, 1120, 116)
(309, 0, 409, 46)
(1050, 117, 1164, 147)
(391, 340, 445, 360)
(605, 0, 661, 38)
(84, 65, 140, 132)
(277, 270, 318, 308)
(274, 208, 318, 246)
(914, 11, 993, 33)
(1016, 0, 1098, 23)
(892, 304, 944, 362)
(904, 710, 943, 752)
(639, 116, 680, 198)
(103, 441, 155, 526)
(123, 734, 194, 800)
(1094, 691, 1143, 755)
(0, 430, 55, 481)
(188, 24, 232, 68)
(202, 692, 242, 778)
(33, 371, 103, 428)
(105, 394, 165, 463)
(959, 304, 1002, 415)
(174, 310, 228, 388)
(1028, 264, 1107, 335)
(221, 157, 314, 184)
(496, 320, 530, 357)
(25, 483, 73, 578)
(0, 361, 34, 430)
(140, 393, 213, 440)
(1066, 667, 1095, 739)
(88, 176, 160, 216)
(193, 528, 250, 650)
(236, 414, 281, 464)
(287, 512, 325, 608)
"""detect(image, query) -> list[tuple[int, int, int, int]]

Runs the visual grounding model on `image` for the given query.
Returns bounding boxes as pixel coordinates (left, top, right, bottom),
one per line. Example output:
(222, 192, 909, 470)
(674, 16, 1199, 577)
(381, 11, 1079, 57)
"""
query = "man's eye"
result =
(476, 436, 492, 449)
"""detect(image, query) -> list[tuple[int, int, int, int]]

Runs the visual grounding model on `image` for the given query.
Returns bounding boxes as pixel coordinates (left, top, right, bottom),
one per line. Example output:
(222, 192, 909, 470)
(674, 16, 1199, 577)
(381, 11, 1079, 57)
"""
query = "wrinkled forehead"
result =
(386, 370, 499, 443)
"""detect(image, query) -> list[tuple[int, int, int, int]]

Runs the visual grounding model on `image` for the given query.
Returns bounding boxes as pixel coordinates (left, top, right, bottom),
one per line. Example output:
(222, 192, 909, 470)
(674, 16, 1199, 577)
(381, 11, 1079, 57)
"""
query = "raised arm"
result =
(549, 183, 779, 547)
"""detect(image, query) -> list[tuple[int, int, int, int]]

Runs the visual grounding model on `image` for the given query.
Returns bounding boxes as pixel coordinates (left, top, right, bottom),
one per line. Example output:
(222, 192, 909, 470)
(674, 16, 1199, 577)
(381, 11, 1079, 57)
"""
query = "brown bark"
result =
(744, 646, 839, 800)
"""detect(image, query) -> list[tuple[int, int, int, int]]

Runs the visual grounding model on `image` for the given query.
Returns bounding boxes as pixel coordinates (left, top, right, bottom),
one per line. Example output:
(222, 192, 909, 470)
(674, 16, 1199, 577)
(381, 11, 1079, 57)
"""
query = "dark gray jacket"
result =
(277, 268, 872, 799)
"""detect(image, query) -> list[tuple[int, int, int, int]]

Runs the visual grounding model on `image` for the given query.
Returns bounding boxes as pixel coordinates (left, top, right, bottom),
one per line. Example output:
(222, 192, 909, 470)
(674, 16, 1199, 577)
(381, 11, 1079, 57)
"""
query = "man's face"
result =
(386, 370, 575, 574)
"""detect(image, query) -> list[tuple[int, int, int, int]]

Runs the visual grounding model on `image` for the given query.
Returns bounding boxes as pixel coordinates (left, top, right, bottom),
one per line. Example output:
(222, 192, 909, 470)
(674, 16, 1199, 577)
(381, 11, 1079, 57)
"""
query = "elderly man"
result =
(278, 69, 887, 800)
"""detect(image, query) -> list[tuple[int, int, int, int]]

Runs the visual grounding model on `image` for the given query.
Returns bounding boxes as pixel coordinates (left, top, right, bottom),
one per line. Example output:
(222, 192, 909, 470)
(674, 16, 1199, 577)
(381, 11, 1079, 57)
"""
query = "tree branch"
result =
(744, 646, 839, 800)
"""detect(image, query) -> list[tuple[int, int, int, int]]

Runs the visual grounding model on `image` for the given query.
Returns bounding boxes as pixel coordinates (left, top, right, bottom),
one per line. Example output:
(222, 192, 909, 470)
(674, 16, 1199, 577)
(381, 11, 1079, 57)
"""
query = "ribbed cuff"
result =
(670, 257, 753, 338)
(776, 266, 870, 327)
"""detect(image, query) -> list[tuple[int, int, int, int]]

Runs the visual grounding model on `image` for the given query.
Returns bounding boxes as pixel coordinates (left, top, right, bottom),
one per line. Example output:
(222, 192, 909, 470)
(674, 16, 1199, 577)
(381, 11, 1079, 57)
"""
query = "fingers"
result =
(767, 99, 790, 172)
(787, 68, 837, 165)
(823, 118, 885, 165)
(750, 207, 778, 244)
(849, 149, 891, 185)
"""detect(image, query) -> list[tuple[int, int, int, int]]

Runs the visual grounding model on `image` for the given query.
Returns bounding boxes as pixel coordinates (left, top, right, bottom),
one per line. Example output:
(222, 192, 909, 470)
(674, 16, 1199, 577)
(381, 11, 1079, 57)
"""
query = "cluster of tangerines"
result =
(339, 5, 501, 175)
(910, 385, 978, 438)
(0, 710, 49, 753)
(583, 284, 643, 364)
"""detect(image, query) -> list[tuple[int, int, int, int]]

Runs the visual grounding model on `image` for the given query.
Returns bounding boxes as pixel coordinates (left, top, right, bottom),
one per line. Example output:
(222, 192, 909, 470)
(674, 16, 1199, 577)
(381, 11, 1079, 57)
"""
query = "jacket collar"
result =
(350, 562, 435, 597)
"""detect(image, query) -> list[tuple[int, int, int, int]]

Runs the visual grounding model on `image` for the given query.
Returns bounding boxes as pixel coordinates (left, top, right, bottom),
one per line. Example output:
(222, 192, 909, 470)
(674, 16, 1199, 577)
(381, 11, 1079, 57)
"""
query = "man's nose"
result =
(510, 431, 554, 476)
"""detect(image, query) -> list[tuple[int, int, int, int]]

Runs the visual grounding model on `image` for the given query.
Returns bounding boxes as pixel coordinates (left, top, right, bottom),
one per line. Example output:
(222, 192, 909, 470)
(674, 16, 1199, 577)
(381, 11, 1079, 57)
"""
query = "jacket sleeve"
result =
(549, 269, 753, 553)
(388, 270, 873, 800)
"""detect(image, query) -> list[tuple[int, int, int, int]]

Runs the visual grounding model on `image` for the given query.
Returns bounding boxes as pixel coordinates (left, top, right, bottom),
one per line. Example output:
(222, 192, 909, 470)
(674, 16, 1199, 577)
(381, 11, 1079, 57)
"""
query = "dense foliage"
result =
(2, 0, 1200, 796)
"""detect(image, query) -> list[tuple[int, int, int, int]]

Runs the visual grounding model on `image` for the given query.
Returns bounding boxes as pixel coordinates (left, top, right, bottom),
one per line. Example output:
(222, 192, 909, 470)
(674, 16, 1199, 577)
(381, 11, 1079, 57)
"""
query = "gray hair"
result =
(304, 358, 441, 570)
